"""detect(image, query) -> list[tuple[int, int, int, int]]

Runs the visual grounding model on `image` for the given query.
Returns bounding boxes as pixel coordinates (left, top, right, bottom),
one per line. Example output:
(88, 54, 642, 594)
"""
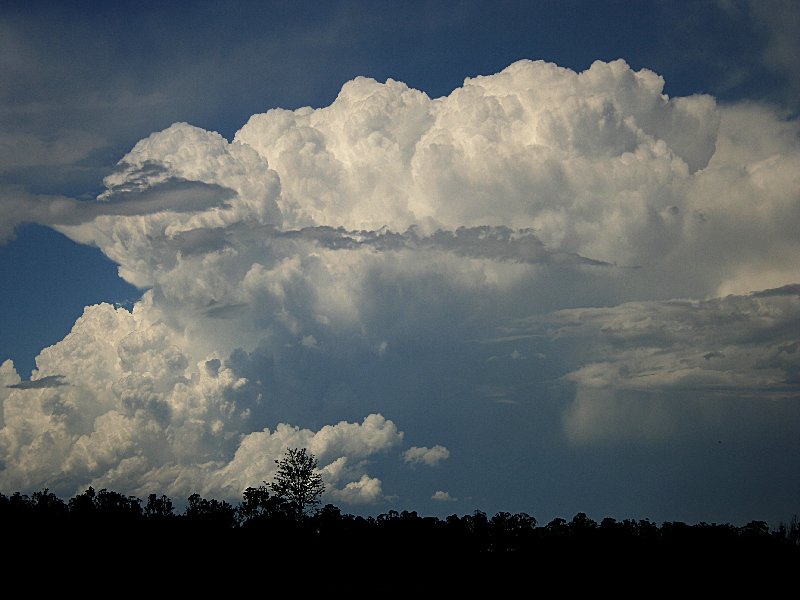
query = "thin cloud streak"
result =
(0, 180, 234, 244)
(6, 374, 66, 389)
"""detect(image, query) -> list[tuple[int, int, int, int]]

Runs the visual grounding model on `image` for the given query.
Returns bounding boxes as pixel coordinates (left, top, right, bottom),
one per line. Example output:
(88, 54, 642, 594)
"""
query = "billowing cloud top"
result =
(1, 59, 799, 513)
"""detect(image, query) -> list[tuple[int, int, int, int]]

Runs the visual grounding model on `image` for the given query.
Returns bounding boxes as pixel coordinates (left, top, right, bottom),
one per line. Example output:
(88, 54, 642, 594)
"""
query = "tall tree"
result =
(270, 447, 325, 518)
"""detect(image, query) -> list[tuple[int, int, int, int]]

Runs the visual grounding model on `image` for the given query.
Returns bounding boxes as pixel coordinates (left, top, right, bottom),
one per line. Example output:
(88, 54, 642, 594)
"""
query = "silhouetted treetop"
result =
(270, 447, 325, 518)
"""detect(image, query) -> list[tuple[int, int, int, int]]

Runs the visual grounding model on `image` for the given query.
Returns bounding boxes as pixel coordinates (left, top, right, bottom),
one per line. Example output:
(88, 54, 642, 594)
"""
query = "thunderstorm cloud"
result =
(1, 59, 798, 512)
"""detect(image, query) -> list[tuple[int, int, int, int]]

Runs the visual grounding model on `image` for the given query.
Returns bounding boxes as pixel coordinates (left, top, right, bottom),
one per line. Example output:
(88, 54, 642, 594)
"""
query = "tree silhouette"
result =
(270, 447, 325, 519)
(184, 493, 237, 529)
(144, 493, 175, 519)
(3, 484, 800, 573)
(237, 483, 292, 525)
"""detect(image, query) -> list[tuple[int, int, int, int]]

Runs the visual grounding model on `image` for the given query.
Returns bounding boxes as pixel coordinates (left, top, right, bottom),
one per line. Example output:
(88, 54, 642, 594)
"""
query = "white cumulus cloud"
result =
(403, 445, 450, 467)
(327, 474, 385, 505)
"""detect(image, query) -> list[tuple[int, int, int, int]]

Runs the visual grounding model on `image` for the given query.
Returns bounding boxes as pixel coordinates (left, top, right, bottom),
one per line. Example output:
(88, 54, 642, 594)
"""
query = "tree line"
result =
(1, 449, 798, 566)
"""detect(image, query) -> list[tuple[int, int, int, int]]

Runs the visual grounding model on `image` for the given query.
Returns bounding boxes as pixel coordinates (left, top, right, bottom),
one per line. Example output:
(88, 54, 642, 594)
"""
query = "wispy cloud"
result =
(0, 179, 234, 244)
(6, 374, 66, 389)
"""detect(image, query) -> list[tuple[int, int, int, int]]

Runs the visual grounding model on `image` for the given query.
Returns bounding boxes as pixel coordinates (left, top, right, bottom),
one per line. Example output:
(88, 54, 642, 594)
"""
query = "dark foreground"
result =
(2, 486, 797, 590)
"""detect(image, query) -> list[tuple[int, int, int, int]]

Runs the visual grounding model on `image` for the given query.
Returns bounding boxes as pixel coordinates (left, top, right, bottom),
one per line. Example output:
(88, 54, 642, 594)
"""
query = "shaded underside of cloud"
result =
(497, 284, 800, 442)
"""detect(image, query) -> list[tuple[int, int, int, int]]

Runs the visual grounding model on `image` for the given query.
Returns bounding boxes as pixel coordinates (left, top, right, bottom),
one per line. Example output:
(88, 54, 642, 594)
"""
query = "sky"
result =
(1, 0, 799, 526)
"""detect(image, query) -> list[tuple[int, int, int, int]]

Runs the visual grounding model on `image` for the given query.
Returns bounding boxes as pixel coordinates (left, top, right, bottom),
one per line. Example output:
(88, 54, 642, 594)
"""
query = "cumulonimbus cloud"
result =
(1, 59, 798, 508)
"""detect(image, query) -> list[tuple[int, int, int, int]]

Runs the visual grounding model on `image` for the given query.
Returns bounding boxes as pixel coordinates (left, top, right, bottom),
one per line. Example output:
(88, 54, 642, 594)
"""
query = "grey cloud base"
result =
(1, 59, 799, 523)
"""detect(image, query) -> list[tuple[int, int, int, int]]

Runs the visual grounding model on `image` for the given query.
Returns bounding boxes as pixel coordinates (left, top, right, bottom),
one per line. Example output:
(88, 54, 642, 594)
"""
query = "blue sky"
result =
(1, 1, 799, 525)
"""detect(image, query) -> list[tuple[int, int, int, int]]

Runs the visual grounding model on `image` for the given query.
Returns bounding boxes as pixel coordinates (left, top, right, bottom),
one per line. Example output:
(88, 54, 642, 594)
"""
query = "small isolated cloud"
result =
(6, 375, 67, 389)
(432, 490, 456, 502)
(328, 474, 384, 505)
(402, 445, 450, 467)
